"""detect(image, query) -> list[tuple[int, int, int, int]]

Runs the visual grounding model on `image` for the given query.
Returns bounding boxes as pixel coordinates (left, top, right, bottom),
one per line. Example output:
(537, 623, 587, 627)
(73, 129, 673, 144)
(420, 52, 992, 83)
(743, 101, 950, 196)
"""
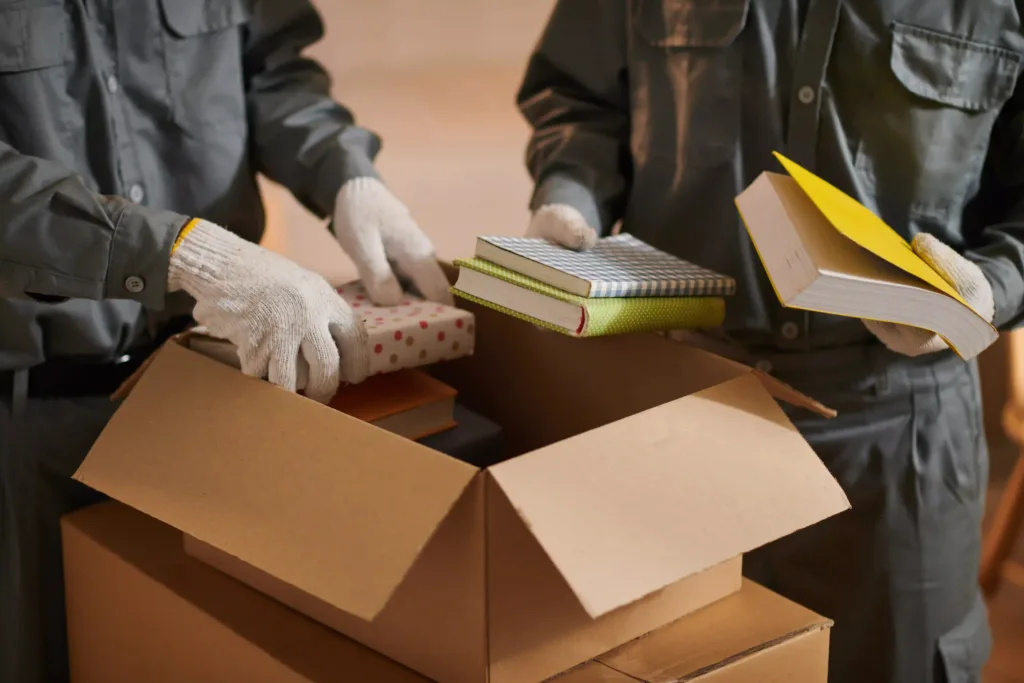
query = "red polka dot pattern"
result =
(337, 281, 475, 376)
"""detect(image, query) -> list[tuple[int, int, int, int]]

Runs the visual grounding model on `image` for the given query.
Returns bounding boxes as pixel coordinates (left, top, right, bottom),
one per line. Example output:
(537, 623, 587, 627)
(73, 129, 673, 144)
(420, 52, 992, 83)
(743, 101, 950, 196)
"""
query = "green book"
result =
(451, 258, 725, 338)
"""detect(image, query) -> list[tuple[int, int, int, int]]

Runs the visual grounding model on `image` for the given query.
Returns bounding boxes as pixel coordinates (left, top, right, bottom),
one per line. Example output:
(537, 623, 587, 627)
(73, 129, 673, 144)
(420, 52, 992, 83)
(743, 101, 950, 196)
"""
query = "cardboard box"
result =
(588, 579, 831, 683)
(73, 301, 849, 683)
(62, 501, 833, 683)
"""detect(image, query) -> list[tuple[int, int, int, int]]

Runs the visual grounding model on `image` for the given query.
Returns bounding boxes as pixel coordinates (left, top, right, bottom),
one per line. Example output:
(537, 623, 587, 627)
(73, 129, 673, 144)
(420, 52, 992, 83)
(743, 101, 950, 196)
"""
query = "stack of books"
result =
(451, 234, 735, 337)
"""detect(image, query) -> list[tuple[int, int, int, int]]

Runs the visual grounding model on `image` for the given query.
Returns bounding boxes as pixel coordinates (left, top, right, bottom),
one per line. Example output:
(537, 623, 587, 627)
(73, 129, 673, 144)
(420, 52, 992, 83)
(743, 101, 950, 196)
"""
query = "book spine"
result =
(582, 297, 726, 336)
(589, 279, 735, 298)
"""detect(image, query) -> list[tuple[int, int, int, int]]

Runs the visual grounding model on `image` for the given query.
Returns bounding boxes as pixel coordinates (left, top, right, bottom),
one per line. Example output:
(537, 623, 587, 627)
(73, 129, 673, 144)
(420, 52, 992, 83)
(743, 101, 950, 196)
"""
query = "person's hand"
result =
(168, 219, 368, 402)
(332, 177, 452, 307)
(863, 233, 995, 357)
(526, 203, 599, 250)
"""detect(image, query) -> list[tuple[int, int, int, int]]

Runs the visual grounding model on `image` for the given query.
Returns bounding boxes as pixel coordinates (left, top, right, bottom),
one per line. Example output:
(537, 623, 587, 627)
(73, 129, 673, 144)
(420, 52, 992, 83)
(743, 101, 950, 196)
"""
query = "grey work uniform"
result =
(519, 1, 1024, 681)
(0, 2, 379, 681)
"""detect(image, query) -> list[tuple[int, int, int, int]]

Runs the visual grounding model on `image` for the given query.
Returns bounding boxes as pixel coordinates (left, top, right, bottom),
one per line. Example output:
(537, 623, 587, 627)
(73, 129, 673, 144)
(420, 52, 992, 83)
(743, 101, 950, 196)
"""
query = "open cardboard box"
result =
(73, 296, 850, 683)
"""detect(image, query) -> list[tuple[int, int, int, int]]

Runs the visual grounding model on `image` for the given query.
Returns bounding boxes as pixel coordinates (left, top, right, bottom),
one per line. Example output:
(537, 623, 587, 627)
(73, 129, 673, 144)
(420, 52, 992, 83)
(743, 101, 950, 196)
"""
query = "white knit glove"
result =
(333, 177, 452, 307)
(863, 233, 995, 357)
(526, 203, 599, 250)
(168, 220, 369, 403)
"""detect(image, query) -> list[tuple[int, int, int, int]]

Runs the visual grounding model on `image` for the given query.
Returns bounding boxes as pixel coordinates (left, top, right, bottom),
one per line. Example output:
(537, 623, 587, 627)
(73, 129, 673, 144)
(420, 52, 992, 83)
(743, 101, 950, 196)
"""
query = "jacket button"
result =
(797, 85, 816, 104)
(125, 276, 146, 294)
(128, 184, 145, 203)
(781, 321, 800, 340)
(755, 360, 773, 374)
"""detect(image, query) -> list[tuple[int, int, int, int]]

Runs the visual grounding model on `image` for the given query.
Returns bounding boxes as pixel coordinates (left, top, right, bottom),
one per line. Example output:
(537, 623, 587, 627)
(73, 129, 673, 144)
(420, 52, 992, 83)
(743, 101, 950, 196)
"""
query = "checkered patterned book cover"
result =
(478, 234, 736, 298)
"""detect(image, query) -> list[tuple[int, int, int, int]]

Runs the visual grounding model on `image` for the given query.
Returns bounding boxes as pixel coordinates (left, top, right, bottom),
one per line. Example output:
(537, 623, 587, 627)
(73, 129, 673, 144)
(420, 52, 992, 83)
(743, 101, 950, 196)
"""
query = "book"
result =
(186, 333, 458, 440)
(418, 404, 506, 468)
(475, 234, 735, 298)
(451, 258, 726, 337)
(328, 369, 457, 440)
(734, 152, 997, 360)
(338, 281, 475, 375)
(184, 280, 475, 378)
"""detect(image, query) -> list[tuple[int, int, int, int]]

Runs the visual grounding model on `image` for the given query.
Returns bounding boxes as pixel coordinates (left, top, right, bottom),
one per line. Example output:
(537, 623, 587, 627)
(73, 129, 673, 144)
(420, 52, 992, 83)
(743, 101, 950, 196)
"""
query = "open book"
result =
(735, 153, 996, 360)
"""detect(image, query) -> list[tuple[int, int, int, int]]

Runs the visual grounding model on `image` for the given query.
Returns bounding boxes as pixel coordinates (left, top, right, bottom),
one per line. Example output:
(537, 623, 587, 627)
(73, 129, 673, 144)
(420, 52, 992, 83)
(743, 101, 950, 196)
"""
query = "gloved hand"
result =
(333, 177, 452, 307)
(168, 219, 368, 403)
(526, 203, 599, 250)
(863, 233, 995, 357)
(521, 203, 600, 333)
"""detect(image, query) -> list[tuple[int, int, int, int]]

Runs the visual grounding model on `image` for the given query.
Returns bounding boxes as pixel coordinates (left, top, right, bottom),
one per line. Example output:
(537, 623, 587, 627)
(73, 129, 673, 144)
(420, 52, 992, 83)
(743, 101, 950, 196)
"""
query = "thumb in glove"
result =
(863, 233, 995, 358)
(526, 204, 599, 251)
(333, 177, 452, 308)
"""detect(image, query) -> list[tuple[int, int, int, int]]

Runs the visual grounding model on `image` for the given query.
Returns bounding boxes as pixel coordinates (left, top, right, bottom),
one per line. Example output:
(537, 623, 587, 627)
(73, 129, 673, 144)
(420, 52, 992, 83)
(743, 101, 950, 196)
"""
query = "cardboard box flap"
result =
(488, 374, 850, 619)
(75, 342, 478, 622)
(658, 331, 836, 418)
(752, 370, 837, 418)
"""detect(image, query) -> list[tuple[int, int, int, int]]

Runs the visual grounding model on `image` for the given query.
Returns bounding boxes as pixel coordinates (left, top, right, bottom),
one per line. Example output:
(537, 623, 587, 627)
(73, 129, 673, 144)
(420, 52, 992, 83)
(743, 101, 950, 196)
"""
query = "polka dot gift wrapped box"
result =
(338, 282, 476, 376)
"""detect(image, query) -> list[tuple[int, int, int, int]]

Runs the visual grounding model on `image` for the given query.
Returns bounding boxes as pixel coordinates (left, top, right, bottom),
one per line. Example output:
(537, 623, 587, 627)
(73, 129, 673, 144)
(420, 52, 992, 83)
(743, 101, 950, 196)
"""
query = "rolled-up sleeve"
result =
(0, 140, 186, 308)
(243, 0, 381, 220)
(516, 0, 631, 236)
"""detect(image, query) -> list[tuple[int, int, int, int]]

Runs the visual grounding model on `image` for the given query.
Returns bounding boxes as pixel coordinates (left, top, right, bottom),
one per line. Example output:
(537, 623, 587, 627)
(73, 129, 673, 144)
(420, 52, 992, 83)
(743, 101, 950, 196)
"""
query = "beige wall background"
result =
(260, 0, 556, 283)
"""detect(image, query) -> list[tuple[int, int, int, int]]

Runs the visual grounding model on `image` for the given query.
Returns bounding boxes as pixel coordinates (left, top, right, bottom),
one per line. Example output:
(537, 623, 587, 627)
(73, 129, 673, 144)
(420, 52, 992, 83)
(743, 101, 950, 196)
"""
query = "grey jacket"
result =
(518, 0, 1024, 353)
(0, 0, 379, 370)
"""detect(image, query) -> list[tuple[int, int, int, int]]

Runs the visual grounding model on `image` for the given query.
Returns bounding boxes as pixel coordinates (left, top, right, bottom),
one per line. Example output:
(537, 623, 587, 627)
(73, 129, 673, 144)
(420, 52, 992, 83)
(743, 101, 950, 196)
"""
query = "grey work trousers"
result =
(0, 393, 115, 683)
(744, 346, 991, 683)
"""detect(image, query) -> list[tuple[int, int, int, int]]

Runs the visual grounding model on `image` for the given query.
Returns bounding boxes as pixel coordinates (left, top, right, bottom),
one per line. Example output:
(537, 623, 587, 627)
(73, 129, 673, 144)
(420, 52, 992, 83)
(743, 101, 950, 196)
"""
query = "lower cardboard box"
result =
(63, 502, 832, 683)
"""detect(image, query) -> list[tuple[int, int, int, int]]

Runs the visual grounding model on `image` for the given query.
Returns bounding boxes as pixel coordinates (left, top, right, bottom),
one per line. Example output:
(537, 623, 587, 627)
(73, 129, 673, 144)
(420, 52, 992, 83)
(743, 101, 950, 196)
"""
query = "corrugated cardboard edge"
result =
(549, 621, 832, 683)
(110, 331, 204, 401)
(673, 622, 832, 681)
(545, 662, 642, 682)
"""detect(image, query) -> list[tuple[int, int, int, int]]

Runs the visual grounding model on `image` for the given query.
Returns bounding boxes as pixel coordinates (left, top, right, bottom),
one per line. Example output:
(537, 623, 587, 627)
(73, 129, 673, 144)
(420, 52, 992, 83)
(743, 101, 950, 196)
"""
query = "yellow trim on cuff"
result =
(170, 218, 200, 255)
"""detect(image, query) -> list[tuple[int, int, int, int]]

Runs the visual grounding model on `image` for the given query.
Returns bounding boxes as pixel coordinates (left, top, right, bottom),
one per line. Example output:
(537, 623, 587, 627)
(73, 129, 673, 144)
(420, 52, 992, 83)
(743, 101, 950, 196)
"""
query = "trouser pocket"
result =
(937, 595, 991, 683)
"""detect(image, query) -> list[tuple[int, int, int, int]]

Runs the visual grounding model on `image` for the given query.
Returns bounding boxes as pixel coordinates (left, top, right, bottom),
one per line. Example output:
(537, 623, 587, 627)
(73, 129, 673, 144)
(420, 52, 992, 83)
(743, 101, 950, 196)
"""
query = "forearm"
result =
(966, 210, 1024, 329)
(244, 0, 380, 219)
(518, 0, 630, 235)
(0, 141, 185, 307)
(965, 71, 1024, 330)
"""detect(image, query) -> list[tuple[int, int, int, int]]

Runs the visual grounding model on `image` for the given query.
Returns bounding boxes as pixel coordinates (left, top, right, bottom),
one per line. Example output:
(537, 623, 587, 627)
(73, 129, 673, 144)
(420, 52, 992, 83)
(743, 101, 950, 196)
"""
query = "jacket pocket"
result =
(937, 595, 991, 683)
(631, 0, 750, 167)
(158, 0, 252, 132)
(160, 0, 252, 38)
(0, 3, 77, 137)
(0, 3, 68, 73)
(854, 22, 1020, 232)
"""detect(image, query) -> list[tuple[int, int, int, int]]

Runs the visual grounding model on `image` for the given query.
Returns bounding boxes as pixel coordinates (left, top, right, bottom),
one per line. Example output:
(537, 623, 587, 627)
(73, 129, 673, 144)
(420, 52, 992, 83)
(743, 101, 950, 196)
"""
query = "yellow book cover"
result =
(734, 153, 997, 360)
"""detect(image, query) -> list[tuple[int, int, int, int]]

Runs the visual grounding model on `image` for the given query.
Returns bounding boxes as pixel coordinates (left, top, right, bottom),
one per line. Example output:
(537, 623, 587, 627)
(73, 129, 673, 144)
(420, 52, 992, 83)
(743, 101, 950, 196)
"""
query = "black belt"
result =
(0, 352, 150, 401)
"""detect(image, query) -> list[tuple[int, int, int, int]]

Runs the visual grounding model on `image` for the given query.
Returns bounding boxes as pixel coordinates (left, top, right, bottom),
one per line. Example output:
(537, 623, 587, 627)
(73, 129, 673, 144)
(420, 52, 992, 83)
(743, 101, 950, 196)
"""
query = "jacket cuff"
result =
(531, 174, 606, 236)
(306, 133, 382, 219)
(104, 203, 189, 310)
(967, 251, 1024, 329)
